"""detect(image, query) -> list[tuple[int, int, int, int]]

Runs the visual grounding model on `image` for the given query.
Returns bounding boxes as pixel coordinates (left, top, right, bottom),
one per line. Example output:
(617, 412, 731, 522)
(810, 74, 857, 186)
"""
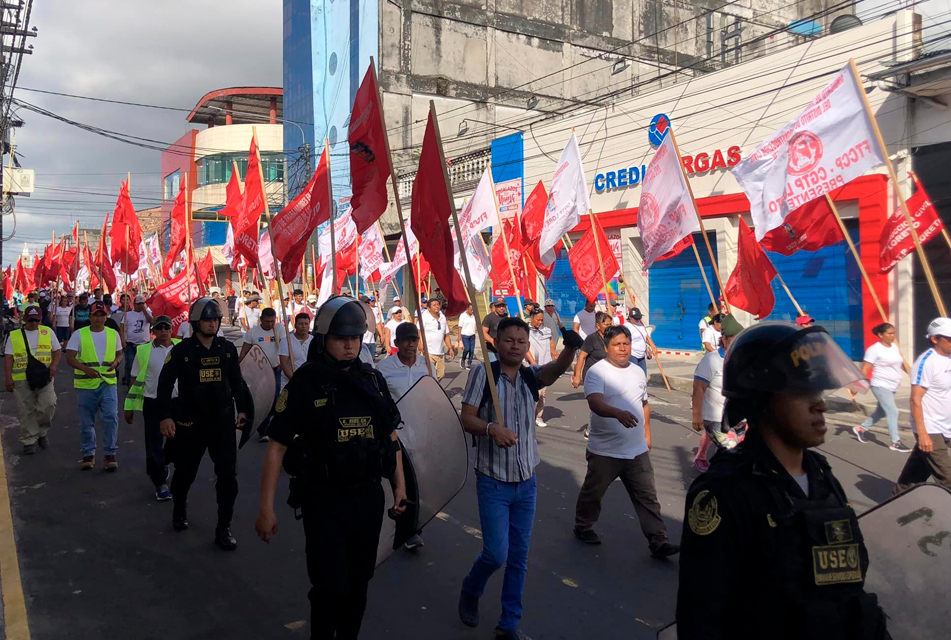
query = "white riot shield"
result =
(376, 375, 468, 565)
(238, 344, 276, 445)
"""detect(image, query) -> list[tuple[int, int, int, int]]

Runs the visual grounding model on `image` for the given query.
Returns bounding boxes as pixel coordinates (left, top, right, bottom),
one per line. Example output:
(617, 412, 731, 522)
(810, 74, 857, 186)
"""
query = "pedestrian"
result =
(691, 314, 745, 472)
(572, 299, 597, 340)
(456, 302, 477, 369)
(852, 322, 912, 452)
(277, 313, 313, 389)
(627, 307, 652, 375)
(367, 295, 384, 349)
(571, 311, 612, 389)
(64, 301, 122, 471)
(255, 296, 407, 638)
(894, 317, 951, 492)
(239, 307, 282, 441)
(157, 298, 249, 550)
(123, 315, 179, 501)
(71, 292, 91, 331)
(211, 287, 229, 322)
(676, 322, 889, 638)
(54, 293, 73, 343)
(697, 302, 719, 348)
(527, 309, 557, 427)
(383, 307, 405, 356)
(227, 289, 237, 325)
(359, 295, 380, 361)
(120, 294, 152, 386)
(610, 299, 625, 325)
(572, 325, 680, 558)
(701, 313, 722, 352)
(239, 294, 262, 331)
(482, 298, 508, 359)
(234, 289, 248, 326)
(112, 293, 130, 327)
(418, 298, 454, 380)
(457, 317, 582, 640)
(542, 299, 563, 349)
(4, 305, 61, 454)
(796, 314, 816, 328)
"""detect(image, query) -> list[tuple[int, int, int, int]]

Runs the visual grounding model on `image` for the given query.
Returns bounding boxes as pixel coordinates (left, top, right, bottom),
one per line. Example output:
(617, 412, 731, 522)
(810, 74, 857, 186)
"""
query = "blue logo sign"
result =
(648, 114, 671, 147)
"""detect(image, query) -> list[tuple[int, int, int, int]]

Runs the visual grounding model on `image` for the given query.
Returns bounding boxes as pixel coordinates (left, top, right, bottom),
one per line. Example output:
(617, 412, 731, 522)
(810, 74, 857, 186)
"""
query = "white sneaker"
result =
(536, 418, 548, 428)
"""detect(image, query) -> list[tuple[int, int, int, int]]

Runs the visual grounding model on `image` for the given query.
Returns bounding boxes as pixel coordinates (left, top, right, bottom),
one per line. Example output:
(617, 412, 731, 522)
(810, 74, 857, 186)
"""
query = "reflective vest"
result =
(73, 327, 119, 389)
(9, 327, 53, 382)
(124, 339, 180, 412)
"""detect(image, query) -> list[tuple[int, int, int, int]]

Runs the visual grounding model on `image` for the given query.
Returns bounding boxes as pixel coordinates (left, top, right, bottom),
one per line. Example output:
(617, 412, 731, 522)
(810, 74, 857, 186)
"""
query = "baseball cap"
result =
(610, 299, 620, 307)
(393, 295, 401, 302)
(492, 297, 506, 307)
(395, 323, 419, 341)
(152, 315, 173, 329)
(210, 287, 221, 295)
(90, 301, 108, 315)
(389, 307, 403, 317)
(544, 299, 555, 306)
(23, 306, 41, 321)
(720, 314, 745, 338)
(134, 294, 146, 304)
(631, 307, 643, 320)
(926, 317, 951, 339)
(796, 315, 816, 326)
(307, 294, 317, 303)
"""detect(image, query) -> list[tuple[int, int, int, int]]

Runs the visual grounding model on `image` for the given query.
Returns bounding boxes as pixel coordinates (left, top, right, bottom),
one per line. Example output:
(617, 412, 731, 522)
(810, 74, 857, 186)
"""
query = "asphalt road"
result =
(0, 353, 912, 640)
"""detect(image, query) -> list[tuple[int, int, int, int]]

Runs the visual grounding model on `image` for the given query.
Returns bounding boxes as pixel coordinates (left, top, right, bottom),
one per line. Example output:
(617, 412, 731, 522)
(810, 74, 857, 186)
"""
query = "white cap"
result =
(307, 294, 317, 303)
(926, 317, 951, 338)
(389, 307, 402, 316)
(134, 294, 146, 304)
(210, 286, 221, 294)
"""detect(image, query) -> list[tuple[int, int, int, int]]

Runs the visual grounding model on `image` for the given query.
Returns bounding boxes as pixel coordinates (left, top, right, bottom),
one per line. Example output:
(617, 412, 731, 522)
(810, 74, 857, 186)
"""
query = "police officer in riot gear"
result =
(157, 298, 249, 551)
(255, 295, 407, 640)
(676, 322, 890, 640)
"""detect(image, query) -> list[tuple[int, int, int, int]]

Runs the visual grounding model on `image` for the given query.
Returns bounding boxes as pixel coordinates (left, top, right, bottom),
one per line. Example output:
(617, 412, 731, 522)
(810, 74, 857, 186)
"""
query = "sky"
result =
(3, 0, 282, 266)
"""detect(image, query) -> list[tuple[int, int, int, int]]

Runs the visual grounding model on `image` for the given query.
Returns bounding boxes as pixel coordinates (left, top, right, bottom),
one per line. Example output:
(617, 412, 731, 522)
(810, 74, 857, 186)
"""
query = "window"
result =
(195, 152, 283, 187)
(164, 170, 181, 200)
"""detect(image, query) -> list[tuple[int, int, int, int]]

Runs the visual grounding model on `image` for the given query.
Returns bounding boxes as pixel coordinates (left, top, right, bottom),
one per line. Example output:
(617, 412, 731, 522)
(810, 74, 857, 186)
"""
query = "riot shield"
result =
(376, 375, 468, 566)
(238, 344, 276, 447)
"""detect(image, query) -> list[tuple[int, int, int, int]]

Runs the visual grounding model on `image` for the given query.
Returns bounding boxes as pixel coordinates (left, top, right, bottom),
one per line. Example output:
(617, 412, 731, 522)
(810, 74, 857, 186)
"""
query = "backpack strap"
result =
(478, 361, 540, 417)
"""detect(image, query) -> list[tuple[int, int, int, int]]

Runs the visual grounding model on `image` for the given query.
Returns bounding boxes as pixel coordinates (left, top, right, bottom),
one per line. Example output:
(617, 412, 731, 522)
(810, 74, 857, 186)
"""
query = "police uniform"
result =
(156, 332, 248, 534)
(268, 355, 401, 640)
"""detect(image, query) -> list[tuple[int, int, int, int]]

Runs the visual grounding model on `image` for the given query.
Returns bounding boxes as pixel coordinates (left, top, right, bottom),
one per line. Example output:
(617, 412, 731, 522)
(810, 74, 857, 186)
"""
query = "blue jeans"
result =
(463, 473, 537, 632)
(862, 385, 901, 443)
(78, 384, 119, 457)
(633, 356, 647, 375)
(461, 334, 475, 366)
(55, 326, 70, 343)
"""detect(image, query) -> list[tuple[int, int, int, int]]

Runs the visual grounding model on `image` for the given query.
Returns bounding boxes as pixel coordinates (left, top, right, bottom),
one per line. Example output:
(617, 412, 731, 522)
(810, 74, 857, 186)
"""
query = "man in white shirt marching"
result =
(701, 314, 722, 353)
(573, 299, 597, 340)
(239, 294, 262, 332)
(418, 298, 454, 380)
(528, 309, 558, 427)
(383, 308, 407, 356)
(895, 317, 951, 492)
(121, 294, 153, 386)
(456, 303, 477, 370)
(543, 299, 563, 350)
(277, 313, 313, 390)
(239, 307, 283, 441)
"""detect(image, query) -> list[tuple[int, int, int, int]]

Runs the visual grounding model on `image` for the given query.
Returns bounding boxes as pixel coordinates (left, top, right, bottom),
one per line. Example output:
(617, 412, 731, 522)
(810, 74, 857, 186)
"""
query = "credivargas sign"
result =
(594, 113, 742, 194)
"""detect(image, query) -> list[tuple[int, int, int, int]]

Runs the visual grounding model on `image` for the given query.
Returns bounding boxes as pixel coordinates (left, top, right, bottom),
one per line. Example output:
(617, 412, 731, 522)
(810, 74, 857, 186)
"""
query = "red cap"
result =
(90, 301, 108, 315)
(23, 306, 41, 321)
(796, 315, 815, 326)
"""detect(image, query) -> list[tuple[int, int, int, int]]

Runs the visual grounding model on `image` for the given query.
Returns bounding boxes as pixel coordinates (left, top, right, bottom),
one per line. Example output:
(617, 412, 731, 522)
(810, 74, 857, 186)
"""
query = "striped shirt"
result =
(463, 362, 544, 482)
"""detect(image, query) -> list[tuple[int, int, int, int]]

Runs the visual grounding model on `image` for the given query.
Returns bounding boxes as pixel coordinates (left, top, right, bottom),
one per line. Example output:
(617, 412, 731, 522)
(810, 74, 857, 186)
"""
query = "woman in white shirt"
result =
(383, 308, 406, 356)
(852, 322, 912, 452)
(54, 295, 73, 343)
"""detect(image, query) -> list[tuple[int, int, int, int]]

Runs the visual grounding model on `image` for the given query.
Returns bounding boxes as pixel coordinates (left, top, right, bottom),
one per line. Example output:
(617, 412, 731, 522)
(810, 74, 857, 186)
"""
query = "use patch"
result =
(199, 368, 222, 383)
(812, 544, 862, 585)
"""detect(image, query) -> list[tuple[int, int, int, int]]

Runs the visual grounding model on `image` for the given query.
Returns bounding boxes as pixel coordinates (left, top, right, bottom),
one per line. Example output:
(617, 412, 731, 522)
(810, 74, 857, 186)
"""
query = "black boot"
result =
(215, 525, 237, 551)
(172, 501, 188, 531)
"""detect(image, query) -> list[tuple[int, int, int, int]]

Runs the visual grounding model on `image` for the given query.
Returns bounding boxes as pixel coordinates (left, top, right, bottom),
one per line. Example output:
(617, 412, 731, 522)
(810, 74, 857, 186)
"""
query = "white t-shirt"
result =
(242, 307, 262, 331)
(123, 310, 150, 345)
(384, 319, 406, 348)
(130, 341, 177, 399)
(54, 304, 73, 328)
(583, 358, 649, 460)
(377, 353, 430, 400)
(701, 327, 721, 350)
(458, 312, 477, 337)
(573, 309, 597, 340)
(243, 325, 282, 368)
(528, 326, 553, 366)
(277, 334, 313, 389)
(419, 311, 448, 356)
(694, 348, 726, 422)
(65, 327, 114, 364)
(863, 341, 904, 392)
(5, 328, 62, 355)
(911, 348, 951, 438)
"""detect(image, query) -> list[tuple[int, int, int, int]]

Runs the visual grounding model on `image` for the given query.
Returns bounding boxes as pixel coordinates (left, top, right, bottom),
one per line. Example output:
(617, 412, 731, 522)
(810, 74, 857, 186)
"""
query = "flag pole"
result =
(183, 172, 194, 307)
(773, 270, 804, 316)
(690, 242, 717, 310)
(254, 126, 296, 370)
(430, 99, 506, 428)
(849, 58, 946, 316)
(377, 220, 403, 302)
(486, 165, 524, 317)
(310, 244, 318, 293)
(586, 210, 613, 310)
(668, 129, 730, 313)
(368, 58, 432, 376)
(326, 140, 338, 297)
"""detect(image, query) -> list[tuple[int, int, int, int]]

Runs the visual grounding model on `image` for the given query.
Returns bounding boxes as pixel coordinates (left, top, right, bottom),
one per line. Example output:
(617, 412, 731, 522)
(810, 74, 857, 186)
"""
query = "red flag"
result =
(654, 234, 695, 263)
(272, 146, 332, 283)
(234, 138, 266, 241)
(878, 174, 945, 273)
(725, 218, 778, 320)
(108, 181, 142, 274)
(163, 180, 188, 277)
(349, 64, 392, 234)
(760, 198, 843, 256)
(491, 218, 528, 296)
(97, 215, 117, 292)
(218, 170, 243, 219)
(520, 181, 555, 279)
(408, 111, 468, 316)
(197, 251, 215, 294)
(147, 269, 203, 335)
(568, 215, 620, 303)
(3, 266, 12, 301)
(234, 227, 258, 266)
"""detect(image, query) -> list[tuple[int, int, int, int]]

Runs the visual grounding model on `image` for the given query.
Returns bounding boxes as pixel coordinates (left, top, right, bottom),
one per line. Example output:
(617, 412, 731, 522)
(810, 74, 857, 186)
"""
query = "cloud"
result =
(4, 0, 282, 265)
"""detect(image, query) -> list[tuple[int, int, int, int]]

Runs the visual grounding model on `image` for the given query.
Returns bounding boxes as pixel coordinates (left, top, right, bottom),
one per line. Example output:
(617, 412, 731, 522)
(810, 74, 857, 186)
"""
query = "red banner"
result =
(568, 215, 620, 303)
(725, 218, 778, 320)
(271, 146, 331, 283)
(760, 197, 843, 256)
(147, 269, 203, 335)
(878, 174, 945, 273)
(163, 180, 188, 277)
(491, 218, 528, 296)
(349, 64, 392, 234)
(108, 181, 142, 274)
(520, 180, 555, 279)
(218, 170, 243, 219)
(234, 137, 266, 253)
(654, 234, 695, 263)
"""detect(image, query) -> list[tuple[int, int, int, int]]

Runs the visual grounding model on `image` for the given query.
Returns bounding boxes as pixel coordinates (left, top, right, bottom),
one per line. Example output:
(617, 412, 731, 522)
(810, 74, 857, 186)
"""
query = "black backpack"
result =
(21, 328, 51, 390)
(473, 361, 540, 445)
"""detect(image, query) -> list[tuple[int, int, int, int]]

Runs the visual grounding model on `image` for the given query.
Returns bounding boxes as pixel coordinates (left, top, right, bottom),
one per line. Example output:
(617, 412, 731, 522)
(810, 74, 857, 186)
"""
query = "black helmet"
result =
(310, 296, 370, 356)
(189, 297, 223, 322)
(722, 322, 867, 426)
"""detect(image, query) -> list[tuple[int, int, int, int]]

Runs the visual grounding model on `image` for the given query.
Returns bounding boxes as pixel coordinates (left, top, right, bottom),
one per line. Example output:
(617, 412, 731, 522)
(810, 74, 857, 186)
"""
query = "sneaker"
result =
(573, 528, 601, 545)
(215, 526, 237, 551)
(81, 456, 95, 471)
(258, 435, 269, 443)
(37, 436, 49, 449)
(21, 444, 35, 455)
(650, 541, 681, 559)
(104, 455, 118, 472)
(852, 426, 869, 444)
(890, 441, 913, 453)
(458, 590, 480, 628)
(404, 534, 424, 550)
(155, 485, 172, 501)
(495, 627, 533, 640)
(694, 457, 710, 473)
(535, 418, 548, 428)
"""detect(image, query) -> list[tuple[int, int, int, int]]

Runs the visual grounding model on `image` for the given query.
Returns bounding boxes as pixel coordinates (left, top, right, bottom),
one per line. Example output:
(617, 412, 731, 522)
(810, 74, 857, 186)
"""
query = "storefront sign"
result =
(594, 165, 648, 194)
(495, 178, 522, 216)
(681, 146, 742, 176)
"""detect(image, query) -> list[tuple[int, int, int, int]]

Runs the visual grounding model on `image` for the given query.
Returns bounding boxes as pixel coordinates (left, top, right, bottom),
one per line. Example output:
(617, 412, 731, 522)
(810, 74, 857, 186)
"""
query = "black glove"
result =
(561, 328, 584, 350)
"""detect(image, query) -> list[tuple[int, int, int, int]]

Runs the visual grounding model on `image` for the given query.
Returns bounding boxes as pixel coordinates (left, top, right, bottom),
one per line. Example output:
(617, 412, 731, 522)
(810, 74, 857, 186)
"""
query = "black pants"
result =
(167, 417, 238, 525)
(301, 483, 385, 640)
(142, 398, 167, 488)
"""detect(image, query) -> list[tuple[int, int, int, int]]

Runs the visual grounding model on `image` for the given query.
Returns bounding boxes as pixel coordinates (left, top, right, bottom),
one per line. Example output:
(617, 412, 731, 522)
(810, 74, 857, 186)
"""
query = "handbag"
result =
(21, 328, 51, 390)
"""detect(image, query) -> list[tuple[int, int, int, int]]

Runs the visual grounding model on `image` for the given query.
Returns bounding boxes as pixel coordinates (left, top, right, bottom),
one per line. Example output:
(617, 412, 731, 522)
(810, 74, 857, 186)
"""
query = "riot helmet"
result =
(309, 295, 370, 365)
(722, 322, 868, 426)
(189, 297, 223, 336)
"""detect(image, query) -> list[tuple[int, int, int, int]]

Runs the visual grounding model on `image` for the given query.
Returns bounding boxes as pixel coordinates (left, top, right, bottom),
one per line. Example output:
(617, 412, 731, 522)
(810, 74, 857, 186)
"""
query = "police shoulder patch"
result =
(688, 489, 722, 536)
(164, 353, 172, 364)
(275, 388, 289, 413)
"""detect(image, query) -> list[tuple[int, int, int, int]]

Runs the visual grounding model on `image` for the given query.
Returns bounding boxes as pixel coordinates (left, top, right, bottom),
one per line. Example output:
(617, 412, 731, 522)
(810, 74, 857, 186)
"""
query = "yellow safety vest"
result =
(124, 339, 180, 412)
(73, 327, 119, 389)
(9, 327, 53, 382)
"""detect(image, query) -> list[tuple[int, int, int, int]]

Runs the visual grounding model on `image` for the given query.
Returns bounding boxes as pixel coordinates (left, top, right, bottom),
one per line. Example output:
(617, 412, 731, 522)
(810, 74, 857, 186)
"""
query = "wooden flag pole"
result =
(310, 244, 318, 294)
(774, 271, 804, 316)
(254, 126, 296, 370)
(690, 242, 718, 312)
(586, 210, 613, 309)
(668, 129, 730, 313)
(376, 220, 404, 302)
(430, 99, 505, 426)
(486, 165, 524, 317)
(369, 58, 432, 376)
(849, 58, 946, 316)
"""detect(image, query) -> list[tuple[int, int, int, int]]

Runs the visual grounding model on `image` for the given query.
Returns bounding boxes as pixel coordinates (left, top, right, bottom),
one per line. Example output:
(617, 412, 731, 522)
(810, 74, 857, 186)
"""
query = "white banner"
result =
(458, 169, 497, 246)
(222, 225, 235, 266)
(452, 224, 490, 292)
(540, 133, 590, 264)
(639, 134, 700, 268)
(359, 224, 386, 279)
(318, 214, 359, 268)
(732, 64, 884, 240)
(317, 260, 334, 306)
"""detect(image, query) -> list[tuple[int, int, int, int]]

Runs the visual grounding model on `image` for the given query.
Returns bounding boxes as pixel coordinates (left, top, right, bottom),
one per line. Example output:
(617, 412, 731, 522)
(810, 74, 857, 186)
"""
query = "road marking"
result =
(0, 405, 31, 639)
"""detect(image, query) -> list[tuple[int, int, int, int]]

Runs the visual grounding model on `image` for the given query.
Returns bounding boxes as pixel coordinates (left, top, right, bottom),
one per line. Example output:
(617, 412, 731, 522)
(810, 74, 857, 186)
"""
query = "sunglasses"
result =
(154, 324, 172, 331)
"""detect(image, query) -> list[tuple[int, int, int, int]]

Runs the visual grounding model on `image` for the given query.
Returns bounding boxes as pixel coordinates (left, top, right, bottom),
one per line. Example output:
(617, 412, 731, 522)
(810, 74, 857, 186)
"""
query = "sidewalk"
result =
(645, 353, 912, 423)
